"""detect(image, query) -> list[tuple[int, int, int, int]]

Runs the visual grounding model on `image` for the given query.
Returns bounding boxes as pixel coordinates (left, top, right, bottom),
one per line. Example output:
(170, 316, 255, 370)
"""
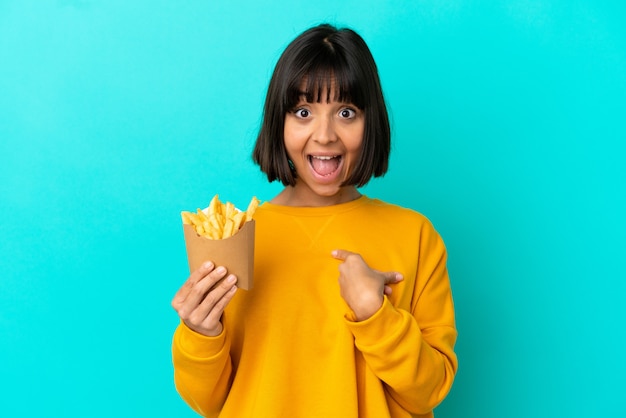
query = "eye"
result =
(293, 108, 311, 118)
(339, 108, 357, 119)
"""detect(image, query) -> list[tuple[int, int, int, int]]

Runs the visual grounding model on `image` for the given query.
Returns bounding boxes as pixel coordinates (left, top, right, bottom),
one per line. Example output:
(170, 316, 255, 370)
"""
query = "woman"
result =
(172, 23, 457, 418)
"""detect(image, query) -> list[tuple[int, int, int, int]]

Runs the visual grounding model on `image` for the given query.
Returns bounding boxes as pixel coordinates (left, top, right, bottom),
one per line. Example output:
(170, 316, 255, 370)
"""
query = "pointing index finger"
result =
(331, 249, 354, 260)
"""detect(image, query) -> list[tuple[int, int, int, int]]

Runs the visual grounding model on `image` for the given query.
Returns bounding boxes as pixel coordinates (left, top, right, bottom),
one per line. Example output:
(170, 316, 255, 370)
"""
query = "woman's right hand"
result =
(171, 261, 238, 337)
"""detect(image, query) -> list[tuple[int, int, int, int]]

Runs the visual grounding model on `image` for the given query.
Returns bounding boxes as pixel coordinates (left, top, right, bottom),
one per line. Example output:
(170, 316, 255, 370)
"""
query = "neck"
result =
(271, 186, 361, 207)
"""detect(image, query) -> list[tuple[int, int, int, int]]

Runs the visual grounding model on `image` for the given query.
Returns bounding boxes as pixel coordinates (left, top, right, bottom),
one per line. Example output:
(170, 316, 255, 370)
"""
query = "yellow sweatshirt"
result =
(172, 196, 457, 417)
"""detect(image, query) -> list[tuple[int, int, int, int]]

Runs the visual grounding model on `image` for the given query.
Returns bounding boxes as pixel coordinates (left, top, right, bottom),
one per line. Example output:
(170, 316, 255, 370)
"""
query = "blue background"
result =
(1, 1, 624, 416)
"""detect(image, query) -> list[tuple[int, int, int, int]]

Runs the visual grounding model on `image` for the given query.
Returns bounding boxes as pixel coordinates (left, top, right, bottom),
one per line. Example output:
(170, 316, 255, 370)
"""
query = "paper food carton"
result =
(182, 219, 255, 290)
(181, 195, 259, 290)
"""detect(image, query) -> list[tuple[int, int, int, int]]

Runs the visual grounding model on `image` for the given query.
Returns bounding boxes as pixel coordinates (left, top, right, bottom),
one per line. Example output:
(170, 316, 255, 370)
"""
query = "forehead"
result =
(295, 73, 354, 105)
(297, 81, 340, 103)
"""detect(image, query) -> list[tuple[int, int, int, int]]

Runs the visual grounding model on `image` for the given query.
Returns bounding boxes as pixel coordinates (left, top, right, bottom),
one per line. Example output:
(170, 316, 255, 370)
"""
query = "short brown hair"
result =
(252, 24, 390, 187)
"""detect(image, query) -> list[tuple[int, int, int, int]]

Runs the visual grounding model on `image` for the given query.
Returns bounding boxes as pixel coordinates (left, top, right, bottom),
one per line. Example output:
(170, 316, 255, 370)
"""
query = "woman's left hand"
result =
(332, 249, 404, 321)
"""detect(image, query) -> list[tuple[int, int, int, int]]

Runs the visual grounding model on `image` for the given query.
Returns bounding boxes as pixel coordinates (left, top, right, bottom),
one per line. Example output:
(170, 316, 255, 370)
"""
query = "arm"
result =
(336, 221, 458, 414)
(172, 323, 234, 417)
(171, 262, 239, 417)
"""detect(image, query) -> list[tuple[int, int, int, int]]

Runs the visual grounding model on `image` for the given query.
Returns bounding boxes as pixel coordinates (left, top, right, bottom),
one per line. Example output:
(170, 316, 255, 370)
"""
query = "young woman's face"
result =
(283, 90, 364, 206)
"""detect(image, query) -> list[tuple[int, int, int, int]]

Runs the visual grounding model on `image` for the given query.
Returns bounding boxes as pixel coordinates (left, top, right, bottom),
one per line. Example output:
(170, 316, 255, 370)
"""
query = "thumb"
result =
(381, 270, 404, 284)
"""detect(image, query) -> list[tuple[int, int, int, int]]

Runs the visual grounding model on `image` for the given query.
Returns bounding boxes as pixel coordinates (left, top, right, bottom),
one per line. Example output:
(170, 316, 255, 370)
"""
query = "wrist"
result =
(184, 320, 223, 337)
(351, 295, 383, 321)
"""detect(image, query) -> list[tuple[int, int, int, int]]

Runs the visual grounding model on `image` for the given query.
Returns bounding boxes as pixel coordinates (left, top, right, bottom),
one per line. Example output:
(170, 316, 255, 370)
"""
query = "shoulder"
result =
(362, 197, 443, 241)
(362, 197, 431, 225)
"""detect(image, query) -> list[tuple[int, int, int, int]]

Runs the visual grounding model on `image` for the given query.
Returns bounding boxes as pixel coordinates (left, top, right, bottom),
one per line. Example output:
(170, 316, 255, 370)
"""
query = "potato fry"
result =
(232, 211, 246, 230)
(208, 194, 220, 216)
(222, 218, 235, 239)
(225, 202, 236, 219)
(245, 197, 260, 221)
(181, 194, 260, 240)
(196, 208, 208, 222)
(181, 212, 194, 225)
(207, 228, 220, 240)
(187, 212, 204, 228)
(209, 214, 223, 235)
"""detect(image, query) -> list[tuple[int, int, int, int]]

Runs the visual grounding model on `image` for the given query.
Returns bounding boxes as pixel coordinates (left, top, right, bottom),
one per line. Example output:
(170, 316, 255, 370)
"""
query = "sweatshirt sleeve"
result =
(344, 219, 458, 415)
(171, 321, 234, 417)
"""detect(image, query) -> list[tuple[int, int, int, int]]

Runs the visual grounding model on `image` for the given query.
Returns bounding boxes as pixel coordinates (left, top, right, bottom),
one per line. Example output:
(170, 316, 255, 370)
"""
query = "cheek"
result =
(283, 125, 303, 155)
(283, 134, 305, 158)
(345, 129, 365, 156)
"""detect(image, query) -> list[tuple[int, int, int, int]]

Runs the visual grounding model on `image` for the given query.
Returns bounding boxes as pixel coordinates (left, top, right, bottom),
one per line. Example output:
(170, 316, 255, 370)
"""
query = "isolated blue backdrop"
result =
(1, 1, 624, 417)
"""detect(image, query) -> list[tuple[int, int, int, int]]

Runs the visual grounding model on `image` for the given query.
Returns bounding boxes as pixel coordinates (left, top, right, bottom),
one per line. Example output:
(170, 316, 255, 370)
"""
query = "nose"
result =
(312, 114, 338, 144)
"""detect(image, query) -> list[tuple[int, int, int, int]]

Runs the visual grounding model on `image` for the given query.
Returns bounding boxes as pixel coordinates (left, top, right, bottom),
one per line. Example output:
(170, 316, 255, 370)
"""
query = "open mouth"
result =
(308, 155, 342, 177)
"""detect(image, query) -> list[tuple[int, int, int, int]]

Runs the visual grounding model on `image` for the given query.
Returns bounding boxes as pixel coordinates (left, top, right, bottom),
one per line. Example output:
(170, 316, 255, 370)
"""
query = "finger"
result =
(172, 261, 216, 310)
(382, 272, 402, 297)
(382, 271, 404, 285)
(184, 266, 228, 307)
(175, 266, 229, 317)
(178, 262, 214, 296)
(331, 249, 356, 261)
(188, 275, 237, 329)
(197, 276, 238, 327)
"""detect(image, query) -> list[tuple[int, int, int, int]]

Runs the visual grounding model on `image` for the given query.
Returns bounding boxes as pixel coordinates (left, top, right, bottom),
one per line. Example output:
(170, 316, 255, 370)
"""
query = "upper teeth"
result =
(313, 156, 335, 160)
